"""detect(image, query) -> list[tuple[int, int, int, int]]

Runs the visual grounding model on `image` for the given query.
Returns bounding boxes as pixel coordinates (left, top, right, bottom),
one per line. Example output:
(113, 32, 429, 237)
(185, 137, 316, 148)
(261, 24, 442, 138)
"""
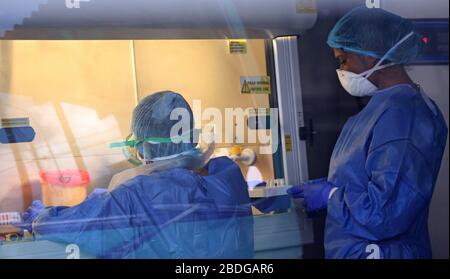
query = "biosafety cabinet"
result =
(0, 0, 317, 259)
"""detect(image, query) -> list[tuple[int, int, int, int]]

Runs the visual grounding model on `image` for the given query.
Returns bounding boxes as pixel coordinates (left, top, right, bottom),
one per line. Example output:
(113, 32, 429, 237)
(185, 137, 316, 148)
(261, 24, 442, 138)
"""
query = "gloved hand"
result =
(85, 188, 108, 201)
(287, 178, 337, 212)
(16, 200, 45, 233)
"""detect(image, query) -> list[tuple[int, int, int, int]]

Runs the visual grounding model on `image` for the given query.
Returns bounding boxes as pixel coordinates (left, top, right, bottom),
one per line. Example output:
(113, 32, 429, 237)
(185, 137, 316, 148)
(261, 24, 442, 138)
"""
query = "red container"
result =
(39, 170, 90, 206)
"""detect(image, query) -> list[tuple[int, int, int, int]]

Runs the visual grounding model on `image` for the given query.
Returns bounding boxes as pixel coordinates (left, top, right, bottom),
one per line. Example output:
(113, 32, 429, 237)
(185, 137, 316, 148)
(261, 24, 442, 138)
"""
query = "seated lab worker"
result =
(288, 7, 448, 259)
(17, 91, 254, 259)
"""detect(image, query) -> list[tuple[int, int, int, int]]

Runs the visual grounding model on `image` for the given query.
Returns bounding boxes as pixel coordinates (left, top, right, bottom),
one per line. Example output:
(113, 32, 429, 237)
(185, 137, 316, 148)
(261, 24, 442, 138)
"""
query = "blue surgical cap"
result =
(131, 91, 196, 160)
(327, 7, 424, 64)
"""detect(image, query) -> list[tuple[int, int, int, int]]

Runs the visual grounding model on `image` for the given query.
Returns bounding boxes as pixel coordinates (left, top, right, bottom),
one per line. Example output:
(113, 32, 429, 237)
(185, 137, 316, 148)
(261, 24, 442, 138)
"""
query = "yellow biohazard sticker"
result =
(229, 40, 248, 54)
(240, 76, 271, 95)
(285, 135, 292, 152)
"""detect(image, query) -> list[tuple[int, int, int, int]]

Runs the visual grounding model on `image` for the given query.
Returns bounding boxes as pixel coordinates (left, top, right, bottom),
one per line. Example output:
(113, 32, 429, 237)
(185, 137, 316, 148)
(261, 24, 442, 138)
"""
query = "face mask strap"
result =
(361, 31, 415, 79)
(361, 62, 396, 78)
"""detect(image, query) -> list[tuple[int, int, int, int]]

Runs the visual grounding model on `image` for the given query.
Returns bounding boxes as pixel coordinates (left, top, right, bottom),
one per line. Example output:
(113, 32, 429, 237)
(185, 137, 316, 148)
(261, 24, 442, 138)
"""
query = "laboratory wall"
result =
(0, 40, 137, 211)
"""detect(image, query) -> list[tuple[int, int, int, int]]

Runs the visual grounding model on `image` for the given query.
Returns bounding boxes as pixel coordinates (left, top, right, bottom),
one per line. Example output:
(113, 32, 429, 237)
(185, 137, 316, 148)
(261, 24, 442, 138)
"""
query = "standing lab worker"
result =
(288, 7, 448, 259)
(18, 91, 254, 259)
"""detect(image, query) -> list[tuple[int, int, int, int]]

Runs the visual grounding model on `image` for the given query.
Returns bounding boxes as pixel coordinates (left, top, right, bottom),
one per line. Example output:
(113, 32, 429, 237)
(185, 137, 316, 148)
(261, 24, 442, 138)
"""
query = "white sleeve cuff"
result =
(328, 187, 339, 200)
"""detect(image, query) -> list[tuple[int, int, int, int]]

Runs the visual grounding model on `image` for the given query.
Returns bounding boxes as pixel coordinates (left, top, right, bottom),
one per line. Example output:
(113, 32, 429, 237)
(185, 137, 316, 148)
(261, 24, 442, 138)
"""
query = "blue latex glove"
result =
(251, 196, 291, 214)
(16, 200, 45, 233)
(85, 188, 108, 201)
(287, 178, 336, 212)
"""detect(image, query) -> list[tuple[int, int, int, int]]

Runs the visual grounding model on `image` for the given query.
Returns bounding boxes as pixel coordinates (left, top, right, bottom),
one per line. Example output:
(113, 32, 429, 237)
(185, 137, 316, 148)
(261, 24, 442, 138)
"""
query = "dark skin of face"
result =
(333, 48, 415, 90)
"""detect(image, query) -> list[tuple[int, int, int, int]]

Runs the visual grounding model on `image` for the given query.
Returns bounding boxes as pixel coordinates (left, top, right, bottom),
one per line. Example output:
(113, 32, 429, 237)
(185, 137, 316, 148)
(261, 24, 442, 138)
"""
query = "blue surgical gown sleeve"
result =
(328, 105, 435, 241)
(32, 186, 140, 258)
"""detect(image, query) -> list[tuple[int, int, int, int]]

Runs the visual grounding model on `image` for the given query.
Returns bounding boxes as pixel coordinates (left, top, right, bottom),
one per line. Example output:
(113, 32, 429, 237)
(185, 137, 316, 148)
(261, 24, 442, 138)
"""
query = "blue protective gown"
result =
(325, 84, 448, 259)
(33, 157, 254, 259)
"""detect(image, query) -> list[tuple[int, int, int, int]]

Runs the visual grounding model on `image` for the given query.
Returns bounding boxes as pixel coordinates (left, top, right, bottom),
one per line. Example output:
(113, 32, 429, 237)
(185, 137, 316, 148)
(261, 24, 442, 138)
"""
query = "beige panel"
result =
(134, 40, 269, 110)
(7, 40, 136, 132)
(133, 39, 275, 182)
(0, 40, 136, 210)
(0, 41, 13, 92)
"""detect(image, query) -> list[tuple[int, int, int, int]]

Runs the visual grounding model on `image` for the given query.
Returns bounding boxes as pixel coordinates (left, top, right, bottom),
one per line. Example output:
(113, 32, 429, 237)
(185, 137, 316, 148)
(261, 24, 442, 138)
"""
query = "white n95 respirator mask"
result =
(336, 63, 393, 97)
(337, 31, 414, 97)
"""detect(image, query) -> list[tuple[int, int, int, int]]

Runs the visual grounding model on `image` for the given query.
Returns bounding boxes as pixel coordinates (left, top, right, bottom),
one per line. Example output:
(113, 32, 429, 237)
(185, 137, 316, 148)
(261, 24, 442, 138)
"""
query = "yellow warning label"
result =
(229, 40, 248, 54)
(285, 135, 292, 152)
(240, 76, 271, 95)
(241, 80, 251, 94)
